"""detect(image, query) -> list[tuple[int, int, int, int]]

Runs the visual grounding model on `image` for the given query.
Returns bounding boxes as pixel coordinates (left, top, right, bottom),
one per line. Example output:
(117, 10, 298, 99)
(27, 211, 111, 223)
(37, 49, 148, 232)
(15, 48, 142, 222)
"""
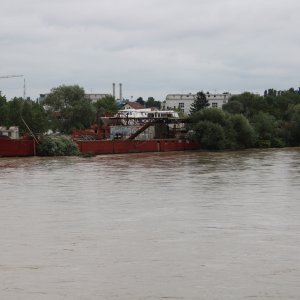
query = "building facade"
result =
(162, 92, 233, 115)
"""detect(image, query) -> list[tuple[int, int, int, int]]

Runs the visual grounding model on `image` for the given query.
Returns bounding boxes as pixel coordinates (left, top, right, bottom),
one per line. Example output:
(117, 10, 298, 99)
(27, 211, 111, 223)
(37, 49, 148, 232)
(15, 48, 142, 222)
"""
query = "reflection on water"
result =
(1, 149, 300, 299)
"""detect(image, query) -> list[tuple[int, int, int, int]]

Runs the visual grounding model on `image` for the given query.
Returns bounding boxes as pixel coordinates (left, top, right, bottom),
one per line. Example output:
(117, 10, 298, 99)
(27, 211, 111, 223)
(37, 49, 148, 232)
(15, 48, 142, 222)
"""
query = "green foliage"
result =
(229, 114, 256, 149)
(220, 88, 300, 147)
(252, 112, 276, 138)
(225, 92, 267, 118)
(193, 121, 226, 150)
(42, 85, 96, 133)
(0, 97, 48, 134)
(0, 94, 8, 125)
(188, 108, 255, 150)
(37, 136, 80, 156)
(94, 95, 119, 116)
(145, 97, 161, 109)
(42, 85, 85, 111)
(190, 91, 209, 113)
(222, 100, 244, 115)
(136, 97, 145, 106)
(288, 105, 300, 146)
(256, 139, 272, 148)
(190, 108, 228, 126)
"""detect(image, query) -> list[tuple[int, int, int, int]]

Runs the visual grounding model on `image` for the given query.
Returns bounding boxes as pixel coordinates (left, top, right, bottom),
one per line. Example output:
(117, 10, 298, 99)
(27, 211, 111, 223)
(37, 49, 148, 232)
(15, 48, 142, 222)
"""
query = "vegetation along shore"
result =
(1, 85, 300, 154)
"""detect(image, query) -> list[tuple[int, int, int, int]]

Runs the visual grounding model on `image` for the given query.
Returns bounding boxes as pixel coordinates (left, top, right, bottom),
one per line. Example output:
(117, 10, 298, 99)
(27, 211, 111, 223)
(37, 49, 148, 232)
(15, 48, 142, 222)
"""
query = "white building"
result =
(162, 92, 233, 115)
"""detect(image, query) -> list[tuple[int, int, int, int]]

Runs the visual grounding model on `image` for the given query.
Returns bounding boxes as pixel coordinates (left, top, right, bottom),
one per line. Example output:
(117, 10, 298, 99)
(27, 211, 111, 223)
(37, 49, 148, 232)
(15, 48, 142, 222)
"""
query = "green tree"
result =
(94, 95, 119, 117)
(190, 91, 209, 114)
(193, 120, 226, 150)
(42, 85, 94, 133)
(285, 104, 300, 146)
(227, 92, 267, 118)
(7, 98, 23, 127)
(251, 112, 277, 147)
(70, 100, 96, 130)
(188, 108, 256, 150)
(189, 107, 228, 127)
(145, 97, 161, 109)
(229, 114, 255, 149)
(222, 100, 244, 115)
(42, 85, 85, 111)
(3, 98, 48, 134)
(136, 97, 145, 106)
(0, 94, 8, 126)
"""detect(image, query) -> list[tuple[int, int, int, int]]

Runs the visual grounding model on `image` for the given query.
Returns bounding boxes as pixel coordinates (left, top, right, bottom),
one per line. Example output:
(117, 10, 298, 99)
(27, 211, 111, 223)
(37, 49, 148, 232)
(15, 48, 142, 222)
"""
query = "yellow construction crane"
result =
(0, 75, 26, 98)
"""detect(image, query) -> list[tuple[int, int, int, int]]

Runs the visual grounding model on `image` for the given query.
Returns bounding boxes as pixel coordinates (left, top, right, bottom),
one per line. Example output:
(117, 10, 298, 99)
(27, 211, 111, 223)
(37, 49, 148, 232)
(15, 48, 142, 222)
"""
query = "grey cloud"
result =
(1, 0, 300, 100)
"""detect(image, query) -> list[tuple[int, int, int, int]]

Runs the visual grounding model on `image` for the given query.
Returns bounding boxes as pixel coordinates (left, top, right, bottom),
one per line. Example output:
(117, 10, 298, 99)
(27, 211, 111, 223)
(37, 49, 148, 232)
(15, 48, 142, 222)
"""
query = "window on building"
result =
(212, 103, 218, 107)
(178, 103, 184, 112)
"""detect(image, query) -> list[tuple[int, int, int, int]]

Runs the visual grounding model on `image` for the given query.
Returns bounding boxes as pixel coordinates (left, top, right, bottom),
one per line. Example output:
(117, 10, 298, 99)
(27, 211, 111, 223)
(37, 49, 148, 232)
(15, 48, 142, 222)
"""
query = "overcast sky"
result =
(1, 0, 300, 101)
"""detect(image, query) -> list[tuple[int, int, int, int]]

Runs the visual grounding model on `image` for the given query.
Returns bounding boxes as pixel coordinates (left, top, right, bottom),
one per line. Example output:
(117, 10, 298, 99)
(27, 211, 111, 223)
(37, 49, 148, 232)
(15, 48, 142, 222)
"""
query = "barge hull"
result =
(0, 139, 35, 157)
(75, 139, 200, 155)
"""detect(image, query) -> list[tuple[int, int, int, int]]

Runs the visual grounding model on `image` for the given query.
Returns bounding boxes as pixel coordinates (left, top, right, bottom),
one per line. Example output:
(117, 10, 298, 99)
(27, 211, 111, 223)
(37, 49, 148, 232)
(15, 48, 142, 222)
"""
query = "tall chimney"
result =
(119, 83, 122, 100)
(112, 83, 116, 98)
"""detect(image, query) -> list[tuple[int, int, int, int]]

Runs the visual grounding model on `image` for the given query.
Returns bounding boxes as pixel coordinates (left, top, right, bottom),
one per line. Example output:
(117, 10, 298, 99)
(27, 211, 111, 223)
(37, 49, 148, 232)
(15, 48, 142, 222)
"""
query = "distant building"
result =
(123, 101, 145, 110)
(162, 92, 233, 115)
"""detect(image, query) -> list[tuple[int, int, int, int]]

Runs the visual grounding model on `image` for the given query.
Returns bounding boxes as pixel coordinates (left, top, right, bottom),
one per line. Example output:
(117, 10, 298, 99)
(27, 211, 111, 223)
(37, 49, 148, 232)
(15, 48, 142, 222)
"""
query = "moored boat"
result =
(0, 134, 36, 157)
(72, 111, 200, 155)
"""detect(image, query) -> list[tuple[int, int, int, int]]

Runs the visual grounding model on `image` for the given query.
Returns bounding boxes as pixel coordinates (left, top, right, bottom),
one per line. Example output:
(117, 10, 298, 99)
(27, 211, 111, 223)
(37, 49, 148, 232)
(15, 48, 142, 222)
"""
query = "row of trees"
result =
(0, 85, 162, 135)
(188, 88, 300, 149)
(136, 96, 161, 109)
(0, 95, 48, 134)
(2, 83, 300, 150)
(0, 85, 120, 134)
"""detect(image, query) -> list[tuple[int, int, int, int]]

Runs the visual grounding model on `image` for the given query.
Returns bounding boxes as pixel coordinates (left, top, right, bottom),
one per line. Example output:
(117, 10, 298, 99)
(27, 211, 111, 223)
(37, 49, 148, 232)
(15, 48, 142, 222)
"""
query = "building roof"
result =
(124, 102, 145, 109)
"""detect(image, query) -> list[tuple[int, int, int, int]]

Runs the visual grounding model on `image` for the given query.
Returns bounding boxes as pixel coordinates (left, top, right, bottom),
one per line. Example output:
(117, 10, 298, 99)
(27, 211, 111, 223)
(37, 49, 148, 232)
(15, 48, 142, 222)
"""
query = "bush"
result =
(271, 137, 286, 148)
(37, 136, 80, 156)
(194, 120, 226, 150)
(255, 139, 271, 148)
(229, 114, 256, 149)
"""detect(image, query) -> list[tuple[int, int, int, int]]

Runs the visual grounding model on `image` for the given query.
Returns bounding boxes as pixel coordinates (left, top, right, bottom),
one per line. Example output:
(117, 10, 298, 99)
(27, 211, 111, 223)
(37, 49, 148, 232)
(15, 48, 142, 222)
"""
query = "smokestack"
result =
(112, 83, 116, 98)
(119, 83, 122, 100)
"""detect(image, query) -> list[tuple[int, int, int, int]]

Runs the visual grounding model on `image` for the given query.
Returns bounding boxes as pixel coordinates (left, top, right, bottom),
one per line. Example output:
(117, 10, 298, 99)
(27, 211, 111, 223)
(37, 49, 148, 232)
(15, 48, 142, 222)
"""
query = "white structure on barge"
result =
(0, 126, 19, 139)
(162, 92, 233, 115)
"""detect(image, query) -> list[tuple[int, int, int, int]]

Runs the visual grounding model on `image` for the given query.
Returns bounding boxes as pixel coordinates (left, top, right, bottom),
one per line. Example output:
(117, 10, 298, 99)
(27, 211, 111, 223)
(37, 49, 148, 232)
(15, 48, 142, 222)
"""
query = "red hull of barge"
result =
(76, 139, 200, 155)
(0, 138, 35, 157)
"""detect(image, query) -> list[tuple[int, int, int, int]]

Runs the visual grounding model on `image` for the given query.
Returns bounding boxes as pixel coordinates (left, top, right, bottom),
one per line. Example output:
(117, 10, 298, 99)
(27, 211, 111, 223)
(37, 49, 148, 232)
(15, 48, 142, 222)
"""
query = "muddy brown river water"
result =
(1, 149, 300, 299)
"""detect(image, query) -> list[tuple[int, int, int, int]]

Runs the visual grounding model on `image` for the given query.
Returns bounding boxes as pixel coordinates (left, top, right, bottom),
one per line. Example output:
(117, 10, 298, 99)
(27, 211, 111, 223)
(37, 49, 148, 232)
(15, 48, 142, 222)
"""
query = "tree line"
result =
(0, 85, 119, 135)
(188, 88, 300, 149)
(2, 84, 300, 150)
(0, 85, 161, 135)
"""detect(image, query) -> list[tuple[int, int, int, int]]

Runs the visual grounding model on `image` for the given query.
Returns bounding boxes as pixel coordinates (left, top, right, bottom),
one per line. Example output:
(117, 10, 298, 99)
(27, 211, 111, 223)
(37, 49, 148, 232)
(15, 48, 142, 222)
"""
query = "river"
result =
(1, 148, 300, 299)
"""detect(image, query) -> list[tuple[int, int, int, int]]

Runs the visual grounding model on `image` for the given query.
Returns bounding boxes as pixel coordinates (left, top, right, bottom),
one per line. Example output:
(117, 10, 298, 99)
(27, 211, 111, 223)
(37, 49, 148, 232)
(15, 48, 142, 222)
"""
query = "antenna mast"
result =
(23, 77, 26, 99)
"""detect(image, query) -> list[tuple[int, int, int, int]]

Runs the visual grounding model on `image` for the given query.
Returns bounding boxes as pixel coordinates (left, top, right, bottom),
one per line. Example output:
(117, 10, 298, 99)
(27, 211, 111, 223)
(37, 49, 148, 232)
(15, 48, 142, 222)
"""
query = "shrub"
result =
(194, 120, 226, 150)
(37, 136, 80, 156)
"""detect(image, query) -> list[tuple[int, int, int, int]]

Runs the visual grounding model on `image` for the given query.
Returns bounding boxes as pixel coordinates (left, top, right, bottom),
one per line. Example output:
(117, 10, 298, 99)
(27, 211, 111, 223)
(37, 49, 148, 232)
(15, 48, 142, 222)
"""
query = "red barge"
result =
(0, 126, 36, 157)
(76, 138, 199, 155)
(73, 109, 200, 155)
(1, 110, 200, 157)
